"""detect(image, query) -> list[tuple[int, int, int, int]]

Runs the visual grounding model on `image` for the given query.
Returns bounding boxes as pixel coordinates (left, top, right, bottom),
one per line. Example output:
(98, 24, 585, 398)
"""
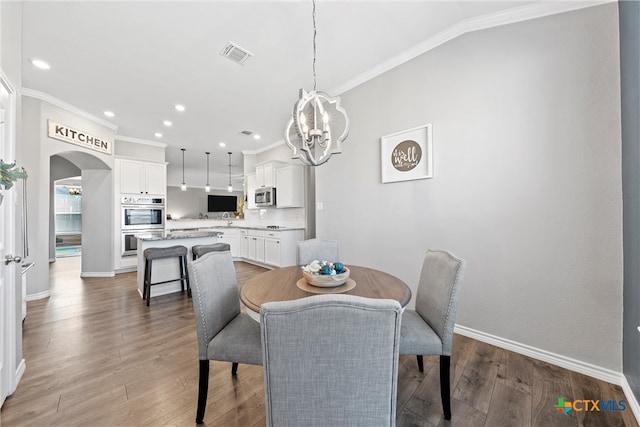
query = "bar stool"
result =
(191, 243, 231, 260)
(143, 245, 190, 306)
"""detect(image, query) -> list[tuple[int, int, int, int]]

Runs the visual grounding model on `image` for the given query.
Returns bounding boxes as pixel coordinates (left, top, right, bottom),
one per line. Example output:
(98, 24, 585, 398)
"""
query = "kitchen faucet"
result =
(222, 211, 233, 226)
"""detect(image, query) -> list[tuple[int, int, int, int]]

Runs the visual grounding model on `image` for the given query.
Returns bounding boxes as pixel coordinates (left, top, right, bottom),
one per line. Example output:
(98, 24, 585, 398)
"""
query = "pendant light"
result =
(227, 152, 233, 192)
(180, 148, 187, 191)
(284, 0, 350, 166)
(204, 151, 211, 193)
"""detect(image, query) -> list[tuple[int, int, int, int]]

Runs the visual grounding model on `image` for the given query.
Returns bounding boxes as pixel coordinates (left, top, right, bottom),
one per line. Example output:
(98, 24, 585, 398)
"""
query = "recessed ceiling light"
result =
(174, 104, 185, 112)
(219, 142, 226, 147)
(154, 132, 163, 138)
(30, 58, 50, 70)
(103, 111, 115, 118)
(253, 134, 261, 140)
(163, 120, 172, 127)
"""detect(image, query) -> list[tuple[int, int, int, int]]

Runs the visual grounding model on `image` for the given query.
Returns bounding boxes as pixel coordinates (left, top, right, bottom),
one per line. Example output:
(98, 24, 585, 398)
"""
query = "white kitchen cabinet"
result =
(255, 236, 265, 263)
(119, 159, 166, 196)
(210, 228, 240, 257)
(239, 228, 304, 267)
(240, 229, 249, 258)
(246, 172, 257, 210)
(256, 163, 275, 188)
(264, 237, 280, 266)
(275, 164, 304, 208)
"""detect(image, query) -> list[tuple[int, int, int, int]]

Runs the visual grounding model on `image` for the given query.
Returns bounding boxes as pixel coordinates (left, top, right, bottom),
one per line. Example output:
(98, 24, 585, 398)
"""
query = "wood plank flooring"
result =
(1, 256, 637, 426)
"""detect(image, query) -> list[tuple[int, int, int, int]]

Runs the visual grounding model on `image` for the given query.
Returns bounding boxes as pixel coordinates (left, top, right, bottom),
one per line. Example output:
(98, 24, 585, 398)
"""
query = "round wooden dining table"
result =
(240, 265, 412, 321)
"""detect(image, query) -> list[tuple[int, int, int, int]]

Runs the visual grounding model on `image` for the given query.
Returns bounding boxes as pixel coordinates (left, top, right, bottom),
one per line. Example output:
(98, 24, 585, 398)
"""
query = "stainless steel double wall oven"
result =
(121, 196, 164, 256)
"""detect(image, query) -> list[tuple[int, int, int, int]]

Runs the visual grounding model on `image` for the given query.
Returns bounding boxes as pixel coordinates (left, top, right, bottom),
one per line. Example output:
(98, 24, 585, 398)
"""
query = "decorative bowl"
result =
(303, 267, 350, 288)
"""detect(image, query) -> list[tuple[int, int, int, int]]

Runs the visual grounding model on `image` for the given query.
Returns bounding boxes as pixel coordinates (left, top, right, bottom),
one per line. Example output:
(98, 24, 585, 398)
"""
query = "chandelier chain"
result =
(312, 0, 317, 92)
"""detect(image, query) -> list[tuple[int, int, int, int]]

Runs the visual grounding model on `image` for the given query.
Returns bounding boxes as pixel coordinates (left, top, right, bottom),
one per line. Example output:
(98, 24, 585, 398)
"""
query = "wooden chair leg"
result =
(231, 362, 238, 375)
(416, 355, 424, 373)
(196, 360, 209, 424)
(440, 355, 451, 420)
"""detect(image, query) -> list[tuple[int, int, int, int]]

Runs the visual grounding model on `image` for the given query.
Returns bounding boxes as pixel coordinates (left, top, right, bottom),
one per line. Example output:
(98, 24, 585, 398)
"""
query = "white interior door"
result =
(0, 70, 18, 407)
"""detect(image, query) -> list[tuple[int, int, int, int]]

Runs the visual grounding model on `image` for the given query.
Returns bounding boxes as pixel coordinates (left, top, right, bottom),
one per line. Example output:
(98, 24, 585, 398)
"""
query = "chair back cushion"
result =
(188, 251, 241, 359)
(415, 249, 465, 355)
(296, 238, 340, 265)
(261, 294, 401, 427)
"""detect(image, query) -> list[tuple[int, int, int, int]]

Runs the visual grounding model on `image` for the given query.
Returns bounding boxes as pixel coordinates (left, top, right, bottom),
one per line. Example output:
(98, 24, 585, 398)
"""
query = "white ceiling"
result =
(21, 0, 537, 189)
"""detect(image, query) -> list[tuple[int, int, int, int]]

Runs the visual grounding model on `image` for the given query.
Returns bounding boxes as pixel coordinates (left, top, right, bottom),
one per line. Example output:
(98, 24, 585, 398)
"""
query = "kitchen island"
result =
(136, 230, 223, 300)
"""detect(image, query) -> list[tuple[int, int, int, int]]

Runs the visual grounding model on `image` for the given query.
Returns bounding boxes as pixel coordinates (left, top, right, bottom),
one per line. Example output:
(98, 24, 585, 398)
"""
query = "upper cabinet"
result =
(275, 164, 304, 208)
(118, 159, 167, 196)
(246, 172, 257, 210)
(256, 162, 279, 188)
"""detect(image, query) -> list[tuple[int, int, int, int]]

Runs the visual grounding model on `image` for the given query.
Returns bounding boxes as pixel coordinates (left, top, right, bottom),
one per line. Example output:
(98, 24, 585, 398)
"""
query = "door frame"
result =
(0, 67, 21, 406)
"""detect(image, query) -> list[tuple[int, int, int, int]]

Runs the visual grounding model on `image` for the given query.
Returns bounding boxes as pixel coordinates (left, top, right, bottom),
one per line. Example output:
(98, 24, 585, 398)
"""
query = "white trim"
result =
(621, 375, 640, 423)
(114, 155, 167, 165)
(115, 135, 167, 149)
(26, 290, 50, 301)
(21, 88, 118, 131)
(455, 325, 621, 384)
(13, 358, 25, 394)
(242, 139, 285, 156)
(80, 271, 115, 278)
(329, 0, 616, 96)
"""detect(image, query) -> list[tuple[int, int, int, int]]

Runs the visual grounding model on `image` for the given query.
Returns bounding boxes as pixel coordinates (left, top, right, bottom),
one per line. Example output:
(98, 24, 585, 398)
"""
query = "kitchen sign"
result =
(47, 120, 113, 155)
(380, 124, 433, 183)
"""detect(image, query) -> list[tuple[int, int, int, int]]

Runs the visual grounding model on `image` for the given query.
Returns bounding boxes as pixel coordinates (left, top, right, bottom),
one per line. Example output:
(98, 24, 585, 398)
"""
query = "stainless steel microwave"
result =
(255, 187, 276, 207)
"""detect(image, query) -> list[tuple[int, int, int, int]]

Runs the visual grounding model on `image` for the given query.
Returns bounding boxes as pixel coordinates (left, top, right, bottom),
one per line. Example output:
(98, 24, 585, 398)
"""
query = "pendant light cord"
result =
(181, 148, 185, 183)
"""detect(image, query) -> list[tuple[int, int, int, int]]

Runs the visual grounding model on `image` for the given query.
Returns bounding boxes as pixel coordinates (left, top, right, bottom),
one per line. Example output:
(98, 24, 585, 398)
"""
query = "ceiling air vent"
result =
(221, 42, 254, 66)
(240, 130, 253, 136)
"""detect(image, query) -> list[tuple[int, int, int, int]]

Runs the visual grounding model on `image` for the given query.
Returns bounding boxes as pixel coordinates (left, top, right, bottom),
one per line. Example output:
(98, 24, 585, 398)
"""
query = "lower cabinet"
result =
(216, 229, 240, 258)
(264, 238, 280, 266)
(241, 228, 304, 267)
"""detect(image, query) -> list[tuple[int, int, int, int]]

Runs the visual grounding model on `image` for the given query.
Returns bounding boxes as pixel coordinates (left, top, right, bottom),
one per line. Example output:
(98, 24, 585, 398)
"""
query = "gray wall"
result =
(620, 0, 640, 405)
(316, 4, 623, 371)
(21, 96, 115, 296)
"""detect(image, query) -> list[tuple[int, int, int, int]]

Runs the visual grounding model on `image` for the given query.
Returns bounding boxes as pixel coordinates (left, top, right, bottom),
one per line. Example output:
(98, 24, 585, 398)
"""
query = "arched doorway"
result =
(49, 151, 112, 277)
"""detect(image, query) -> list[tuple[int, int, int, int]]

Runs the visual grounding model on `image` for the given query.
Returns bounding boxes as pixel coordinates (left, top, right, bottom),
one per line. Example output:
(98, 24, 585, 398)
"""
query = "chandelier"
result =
(285, 0, 349, 166)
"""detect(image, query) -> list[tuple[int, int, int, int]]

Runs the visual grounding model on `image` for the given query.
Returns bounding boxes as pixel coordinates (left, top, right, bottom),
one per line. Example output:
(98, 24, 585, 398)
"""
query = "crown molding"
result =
(115, 135, 167, 148)
(330, 0, 616, 96)
(242, 138, 285, 156)
(21, 87, 119, 130)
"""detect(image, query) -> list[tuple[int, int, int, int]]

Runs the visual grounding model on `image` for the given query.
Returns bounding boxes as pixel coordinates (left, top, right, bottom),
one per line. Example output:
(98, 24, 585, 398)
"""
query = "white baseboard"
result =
(12, 359, 25, 395)
(80, 271, 115, 278)
(454, 324, 639, 425)
(620, 375, 640, 423)
(26, 290, 50, 301)
(114, 266, 137, 274)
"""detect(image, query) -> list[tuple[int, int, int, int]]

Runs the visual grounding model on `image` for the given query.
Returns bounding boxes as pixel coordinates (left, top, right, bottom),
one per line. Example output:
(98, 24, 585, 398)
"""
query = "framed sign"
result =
(380, 124, 432, 183)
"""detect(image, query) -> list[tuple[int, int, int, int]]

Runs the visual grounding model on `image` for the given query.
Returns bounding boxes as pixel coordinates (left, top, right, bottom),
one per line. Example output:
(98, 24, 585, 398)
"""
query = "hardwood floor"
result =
(1, 256, 637, 426)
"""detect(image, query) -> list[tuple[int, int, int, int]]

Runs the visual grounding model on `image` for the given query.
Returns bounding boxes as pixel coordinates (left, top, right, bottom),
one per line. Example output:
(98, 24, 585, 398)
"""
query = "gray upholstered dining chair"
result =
(260, 294, 402, 427)
(399, 249, 465, 421)
(296, 238, 340, 265)
(187, 251, 263, 425)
